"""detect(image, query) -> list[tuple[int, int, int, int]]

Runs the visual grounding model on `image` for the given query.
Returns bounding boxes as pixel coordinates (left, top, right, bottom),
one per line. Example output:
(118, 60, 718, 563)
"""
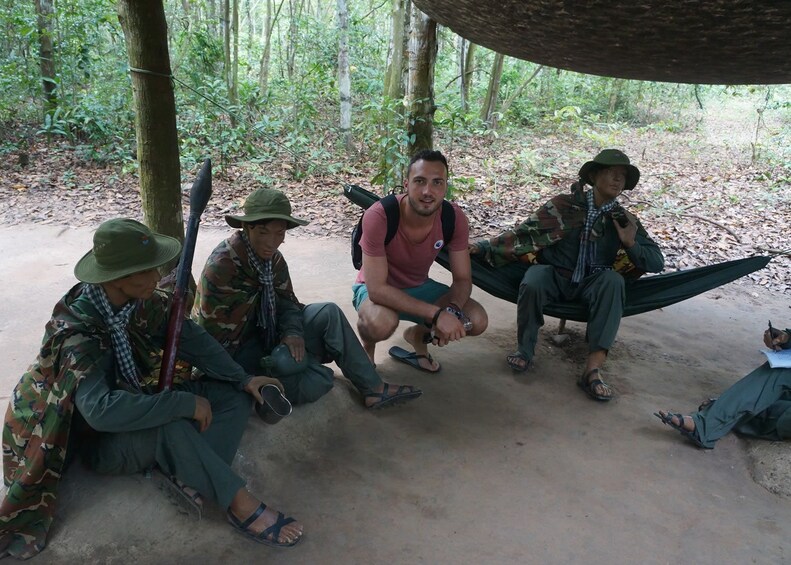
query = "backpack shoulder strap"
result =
(381, 194, 400, 245)
(440, 200, 456, 248)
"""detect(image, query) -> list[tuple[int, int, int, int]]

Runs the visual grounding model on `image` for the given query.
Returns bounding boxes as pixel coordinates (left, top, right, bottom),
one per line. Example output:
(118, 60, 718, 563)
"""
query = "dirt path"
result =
(1, 226, 789, 563)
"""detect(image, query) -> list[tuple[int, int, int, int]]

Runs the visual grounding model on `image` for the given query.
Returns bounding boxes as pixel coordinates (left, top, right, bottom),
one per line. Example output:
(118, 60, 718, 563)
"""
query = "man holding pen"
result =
(655, 321, 791, 449)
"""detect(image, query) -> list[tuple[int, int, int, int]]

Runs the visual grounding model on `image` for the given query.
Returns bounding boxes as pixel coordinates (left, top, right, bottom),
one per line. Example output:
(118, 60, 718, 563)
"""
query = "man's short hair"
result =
(407, 149, 448, 177)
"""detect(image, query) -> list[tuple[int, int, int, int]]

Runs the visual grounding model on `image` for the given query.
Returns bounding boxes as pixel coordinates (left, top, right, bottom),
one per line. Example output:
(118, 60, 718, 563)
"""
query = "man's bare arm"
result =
(446, 248, 473, 308)
(362, 253, 440, 323)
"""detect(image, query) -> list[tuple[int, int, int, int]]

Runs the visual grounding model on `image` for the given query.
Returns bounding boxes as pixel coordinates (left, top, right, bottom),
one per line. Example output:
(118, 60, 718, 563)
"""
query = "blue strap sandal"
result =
(227, 502, 302, 548)
(365, 383, 423, 409)
(653, 411, 711, 449)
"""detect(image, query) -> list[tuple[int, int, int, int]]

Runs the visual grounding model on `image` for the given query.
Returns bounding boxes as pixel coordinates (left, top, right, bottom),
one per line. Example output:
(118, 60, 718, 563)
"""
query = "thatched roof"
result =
(412, 1, 791, 84)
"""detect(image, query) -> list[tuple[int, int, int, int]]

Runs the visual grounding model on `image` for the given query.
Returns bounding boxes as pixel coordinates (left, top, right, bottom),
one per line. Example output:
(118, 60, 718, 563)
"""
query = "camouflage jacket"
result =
(1, 285, 171, 559)
(193, 231, 304, 357)
(0, 283, 249, 558)
(475, 188, 657, 275)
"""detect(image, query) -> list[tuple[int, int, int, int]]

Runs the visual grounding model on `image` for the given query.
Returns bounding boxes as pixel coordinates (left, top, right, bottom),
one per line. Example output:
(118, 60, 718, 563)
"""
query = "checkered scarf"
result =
(571, 189, 617, 285)
(84, 283, 142, 391)
(240, 230, 278, 349)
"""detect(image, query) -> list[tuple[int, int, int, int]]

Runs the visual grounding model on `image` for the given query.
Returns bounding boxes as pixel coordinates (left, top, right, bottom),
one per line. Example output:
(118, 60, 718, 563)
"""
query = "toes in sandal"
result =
(506, 352, 532, 373)
(227, 502, 302, 548)
(365, 383, 423, 409)
(577, 368, 614, 402)
(653, 411, 710, 449)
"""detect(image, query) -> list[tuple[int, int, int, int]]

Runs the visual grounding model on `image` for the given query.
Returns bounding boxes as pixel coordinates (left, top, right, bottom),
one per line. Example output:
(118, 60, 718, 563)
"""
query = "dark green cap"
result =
(73, 219, 181, 283)
(578, 149, 640, 190)
(225, 188, 309, 229)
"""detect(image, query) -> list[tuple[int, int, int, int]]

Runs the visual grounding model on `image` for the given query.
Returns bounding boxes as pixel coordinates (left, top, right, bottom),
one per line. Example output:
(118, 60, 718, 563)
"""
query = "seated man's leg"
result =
(84, 420, 303, 546)
(576, 270, 624, 400)
(301, 302, 422, 408)
(303, 302, 381, 396)
(83, 420, 245, 509)
(692, 365, 791, 447)
(353, 282, 400, 362)
(177, 379, 251, 464)
(515, 265, 562, 366)
(278, 362, 335, 405)
(580, 269, 625, 357)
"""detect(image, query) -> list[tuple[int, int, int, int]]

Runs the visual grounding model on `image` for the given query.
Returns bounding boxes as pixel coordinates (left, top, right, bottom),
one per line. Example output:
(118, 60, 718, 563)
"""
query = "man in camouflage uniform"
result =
(1, 219, 303, 559)
(472, 149, 664, 401)
(193, 188, 421, 408)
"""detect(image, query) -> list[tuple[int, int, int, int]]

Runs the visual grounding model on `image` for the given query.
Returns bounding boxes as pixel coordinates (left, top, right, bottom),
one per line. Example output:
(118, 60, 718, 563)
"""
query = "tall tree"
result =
(258, 0, 285, 95)
(479, 52, 504, 128)
(406, 5, 436, 152)
(230, 0, 239, 107)
(497, 64, 543, 125)
(118, 0, 183, 242)
(459, 39, 476, 113)
(34, 0, 57, 111)
(383, 0, 409, 101)
(222, 0, 231, 91)
(337, 0, 352, 151)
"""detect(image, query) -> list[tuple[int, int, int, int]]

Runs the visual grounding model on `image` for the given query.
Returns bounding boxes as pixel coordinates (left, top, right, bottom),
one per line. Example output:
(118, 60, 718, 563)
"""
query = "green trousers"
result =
(81, 379, 250, 509)
(516, 265, 625, 360)
(692, 363, 791, 448)
(234, 302, 381, 405)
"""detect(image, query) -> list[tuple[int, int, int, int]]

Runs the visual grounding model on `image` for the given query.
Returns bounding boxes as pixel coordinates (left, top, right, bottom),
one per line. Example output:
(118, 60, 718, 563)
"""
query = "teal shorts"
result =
(352, 279, 450, 324)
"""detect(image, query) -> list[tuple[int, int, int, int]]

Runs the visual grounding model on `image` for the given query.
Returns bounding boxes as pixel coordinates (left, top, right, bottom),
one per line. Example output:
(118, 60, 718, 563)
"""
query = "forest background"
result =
(0, 0, 788, 292)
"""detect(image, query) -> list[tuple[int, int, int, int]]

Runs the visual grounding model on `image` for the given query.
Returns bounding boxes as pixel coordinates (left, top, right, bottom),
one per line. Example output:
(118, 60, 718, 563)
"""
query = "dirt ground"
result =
(1, 226, 790, 564)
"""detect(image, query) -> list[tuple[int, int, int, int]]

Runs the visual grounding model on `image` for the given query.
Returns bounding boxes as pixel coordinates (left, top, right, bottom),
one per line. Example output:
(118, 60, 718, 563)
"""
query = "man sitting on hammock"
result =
(470, 149, 664, 401)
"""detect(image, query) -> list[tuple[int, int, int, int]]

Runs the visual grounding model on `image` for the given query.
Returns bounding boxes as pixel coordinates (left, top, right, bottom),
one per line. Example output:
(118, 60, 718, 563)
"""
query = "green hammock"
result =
(344, 184, 771, 322)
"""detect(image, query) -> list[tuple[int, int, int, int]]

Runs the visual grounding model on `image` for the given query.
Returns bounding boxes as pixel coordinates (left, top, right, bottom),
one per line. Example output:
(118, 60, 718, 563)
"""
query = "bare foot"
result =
(403, 326, 440, 372)
(229, 490, 303, 545)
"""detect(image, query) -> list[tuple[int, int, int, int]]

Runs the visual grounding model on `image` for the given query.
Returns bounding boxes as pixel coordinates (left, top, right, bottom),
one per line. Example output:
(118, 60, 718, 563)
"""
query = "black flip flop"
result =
(388, 346, 442, 373)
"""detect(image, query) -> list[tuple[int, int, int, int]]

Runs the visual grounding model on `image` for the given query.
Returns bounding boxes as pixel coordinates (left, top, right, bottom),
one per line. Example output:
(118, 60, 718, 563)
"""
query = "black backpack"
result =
(351, 193, 456, 270)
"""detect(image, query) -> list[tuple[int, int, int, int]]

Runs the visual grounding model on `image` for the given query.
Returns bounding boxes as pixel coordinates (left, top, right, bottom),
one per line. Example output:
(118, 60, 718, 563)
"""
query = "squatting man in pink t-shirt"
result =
(352, 150, 488, 372)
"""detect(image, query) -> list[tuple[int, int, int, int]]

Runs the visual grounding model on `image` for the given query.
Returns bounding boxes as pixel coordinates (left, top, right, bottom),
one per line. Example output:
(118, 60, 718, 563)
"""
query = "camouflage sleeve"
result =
(624, 218, 665, 274)
(193, 243, 256, 351)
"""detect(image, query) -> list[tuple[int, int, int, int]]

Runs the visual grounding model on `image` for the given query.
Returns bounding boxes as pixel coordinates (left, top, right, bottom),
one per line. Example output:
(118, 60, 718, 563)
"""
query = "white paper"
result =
(761, 348, 791, 369)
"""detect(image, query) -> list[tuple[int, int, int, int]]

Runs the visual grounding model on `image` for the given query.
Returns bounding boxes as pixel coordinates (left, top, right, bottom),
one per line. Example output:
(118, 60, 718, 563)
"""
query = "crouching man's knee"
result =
(356, 301, 399, 344)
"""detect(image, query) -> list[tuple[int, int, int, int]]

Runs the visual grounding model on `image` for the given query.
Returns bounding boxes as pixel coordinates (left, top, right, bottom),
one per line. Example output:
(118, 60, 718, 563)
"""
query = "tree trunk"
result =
(498, 64, 543, 120)
(383, 0, 409, 101)
(207, 0, 217, 36)
(286, 0, 303, 81)
(258, 0, 285, 95)
(117, 0, 183, 243)
(34, 0, 57, 111)
(337, 0, 352, 151)
(461, 41, 476, 112)
(608, 78, 623, 118)
(230, 0, 239, 108)
(406, 5, 436, 153)
(222, 0, 231, 91)
(479, 52, 504, 128)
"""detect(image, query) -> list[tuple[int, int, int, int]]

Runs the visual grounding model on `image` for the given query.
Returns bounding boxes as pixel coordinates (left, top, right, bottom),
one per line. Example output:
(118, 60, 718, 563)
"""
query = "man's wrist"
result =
(430, 308, 443, 327)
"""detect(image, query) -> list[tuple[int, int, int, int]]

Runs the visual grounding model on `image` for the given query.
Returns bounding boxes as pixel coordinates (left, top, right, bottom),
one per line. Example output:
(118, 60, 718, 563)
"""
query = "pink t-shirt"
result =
(355, 194, 469, 288)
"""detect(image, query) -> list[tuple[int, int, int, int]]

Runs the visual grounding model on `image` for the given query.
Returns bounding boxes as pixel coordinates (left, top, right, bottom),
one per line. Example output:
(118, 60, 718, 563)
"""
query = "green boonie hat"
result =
(225, 188, 309, 229)
(73, 219, 182, 284)
(578, 149, 640, 190)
